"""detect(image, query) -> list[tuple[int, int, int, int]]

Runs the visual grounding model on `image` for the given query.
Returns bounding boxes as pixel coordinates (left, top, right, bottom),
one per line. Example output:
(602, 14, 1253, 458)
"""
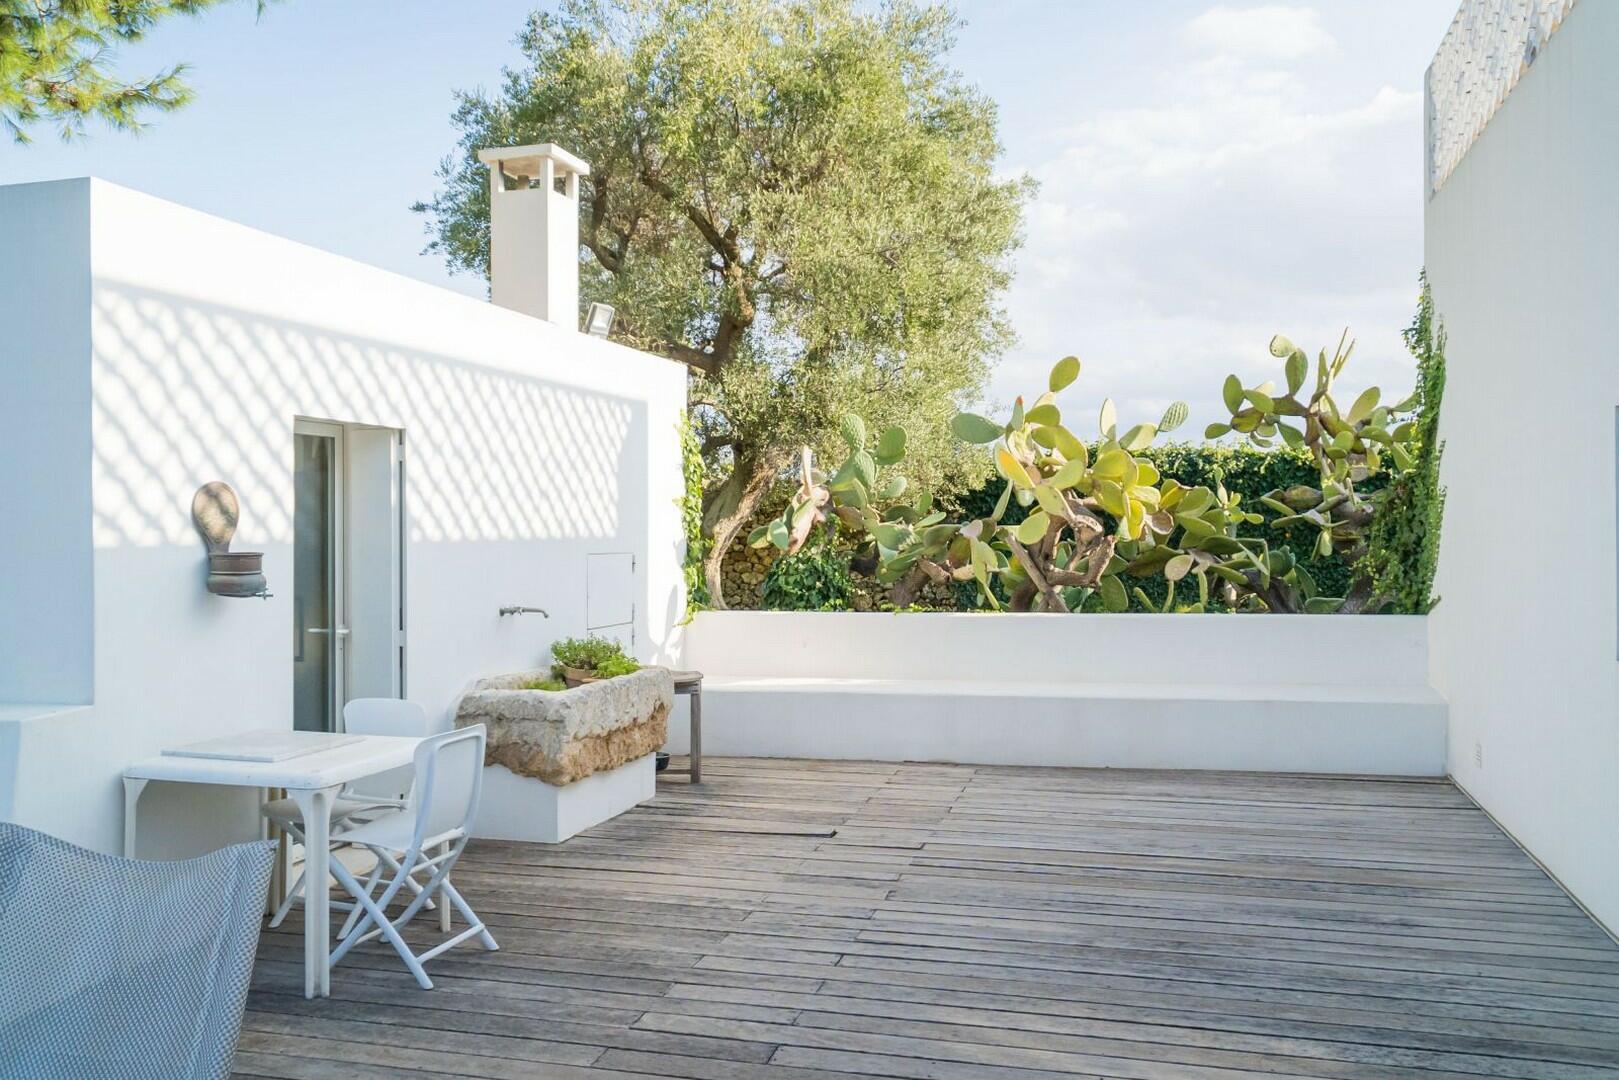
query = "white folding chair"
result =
(326, 725, 498, 989)
(262, 699, 430, 929)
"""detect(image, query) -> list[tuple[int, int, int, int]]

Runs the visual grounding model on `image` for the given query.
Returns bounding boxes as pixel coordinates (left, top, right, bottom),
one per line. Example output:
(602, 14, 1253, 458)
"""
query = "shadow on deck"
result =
(238, 758, 1619, 1078)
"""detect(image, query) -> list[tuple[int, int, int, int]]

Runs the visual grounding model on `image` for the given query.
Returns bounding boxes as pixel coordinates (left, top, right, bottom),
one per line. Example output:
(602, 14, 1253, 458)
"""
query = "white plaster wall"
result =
(673, 612, 1446, 775)
(1425, 0, 1619, 929)
(682, 611, 1433, 687)
(0, 178, 687, 856)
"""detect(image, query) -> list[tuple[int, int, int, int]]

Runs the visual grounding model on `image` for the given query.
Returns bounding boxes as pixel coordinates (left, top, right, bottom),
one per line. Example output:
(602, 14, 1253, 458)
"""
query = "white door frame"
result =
(295, 418, 348, 732)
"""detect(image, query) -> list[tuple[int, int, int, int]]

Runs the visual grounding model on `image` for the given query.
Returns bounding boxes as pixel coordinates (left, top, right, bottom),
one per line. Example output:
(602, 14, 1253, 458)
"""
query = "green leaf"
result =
(991, 482, 1014, 522)
(1016, 511, 1051, 545)
(1094, 479, 1127, 517)
(1277, 423, 1305, 449)
(1009, 397, 1025, 430)
(1243, 389, 1275, 413)
(874, 426, 907, 465)
(872, 522, 909, 550)
(951, 412, 1004, 445)
(1204, 423, 1231, 439)
(1284, 350, 1307, 394)
(1304, 596, 1344, 614)
(1050, 458, 1087, 490)
(1347, 386, 1380, 424)
(1222, 374, 1244, 414)
(879, 475, 907, 501)
(840, 414, 866, 452)
(1049, 425, 1087, 462)
(1026, 403, 1061, 426)
(1159, 401, 1189, 433)
(1034, 484, 1068, 517)
(1119, 423, 1157, 452)
(995, 446, 1035, 489)
(1092, 448, 1131, 482)
(1099, 575, 1128, 612)
(768, 518, 791, 550)
(1098, 398, 1117, 439)
(747, 524, 772, 548)
(1049, 355, 1081, 392)
(1164, 553, 1194, 582)
(1258, 495, 1295, 516)
(1269, 334, 1296, 358)
(852, 450, 876, 488)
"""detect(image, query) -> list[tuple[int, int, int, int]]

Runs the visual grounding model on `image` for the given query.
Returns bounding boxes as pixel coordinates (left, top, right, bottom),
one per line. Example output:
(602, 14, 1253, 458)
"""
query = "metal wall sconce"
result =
(192, 481, 271, 598)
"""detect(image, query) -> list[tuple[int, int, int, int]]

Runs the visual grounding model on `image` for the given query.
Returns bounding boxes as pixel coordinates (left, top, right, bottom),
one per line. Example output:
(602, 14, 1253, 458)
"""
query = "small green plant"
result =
(517, 676, 568, 691)
(594, 655, 641, 678)
(550, 636, 629, 671)
(761, 543, 853, 611)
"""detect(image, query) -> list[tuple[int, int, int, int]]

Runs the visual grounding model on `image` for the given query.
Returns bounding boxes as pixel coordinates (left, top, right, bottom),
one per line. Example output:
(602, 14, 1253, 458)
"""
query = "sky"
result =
(1, 0, 1461, 434)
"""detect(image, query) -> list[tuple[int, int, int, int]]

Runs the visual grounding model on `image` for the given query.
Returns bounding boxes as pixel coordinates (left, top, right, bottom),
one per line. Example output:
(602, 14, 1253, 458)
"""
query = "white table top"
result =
(124, 732, 421, 790)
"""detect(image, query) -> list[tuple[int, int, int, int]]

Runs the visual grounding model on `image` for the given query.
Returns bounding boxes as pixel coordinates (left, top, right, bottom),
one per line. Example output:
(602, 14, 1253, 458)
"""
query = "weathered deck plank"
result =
(239, 758, 1619, 1078)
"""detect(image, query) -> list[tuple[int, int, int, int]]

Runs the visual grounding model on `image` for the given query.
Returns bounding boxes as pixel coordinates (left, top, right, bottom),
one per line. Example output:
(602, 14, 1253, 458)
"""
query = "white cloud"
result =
(991, 4, 1427, 439)
(1184, 5, 1335, 61)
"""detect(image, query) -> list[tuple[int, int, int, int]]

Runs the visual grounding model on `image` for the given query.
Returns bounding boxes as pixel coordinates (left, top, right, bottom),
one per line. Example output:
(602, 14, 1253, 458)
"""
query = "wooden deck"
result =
(237, 759, 1619, 1078)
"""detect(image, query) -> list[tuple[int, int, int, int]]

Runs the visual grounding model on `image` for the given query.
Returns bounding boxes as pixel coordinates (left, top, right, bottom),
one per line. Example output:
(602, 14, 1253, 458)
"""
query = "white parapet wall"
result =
(671, 612, 1446, 775)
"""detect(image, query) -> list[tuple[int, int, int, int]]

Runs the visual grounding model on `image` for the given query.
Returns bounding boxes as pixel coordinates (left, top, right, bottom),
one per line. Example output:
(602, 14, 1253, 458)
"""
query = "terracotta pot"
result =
(560, 665, 600, 688)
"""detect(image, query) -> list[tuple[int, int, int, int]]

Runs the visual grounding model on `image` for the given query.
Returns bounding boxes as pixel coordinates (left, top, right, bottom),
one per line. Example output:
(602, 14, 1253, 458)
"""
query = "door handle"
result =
(308, 627, 351, 637)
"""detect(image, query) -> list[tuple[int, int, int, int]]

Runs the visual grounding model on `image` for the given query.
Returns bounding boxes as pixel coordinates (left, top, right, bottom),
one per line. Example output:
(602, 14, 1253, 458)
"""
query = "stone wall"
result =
(720, 541, 773, 610)
(718, 532, 964, 612)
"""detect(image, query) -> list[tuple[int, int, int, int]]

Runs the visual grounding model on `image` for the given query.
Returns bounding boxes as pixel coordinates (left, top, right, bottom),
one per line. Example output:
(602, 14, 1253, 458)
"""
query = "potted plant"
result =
(549, 636, 641, 687)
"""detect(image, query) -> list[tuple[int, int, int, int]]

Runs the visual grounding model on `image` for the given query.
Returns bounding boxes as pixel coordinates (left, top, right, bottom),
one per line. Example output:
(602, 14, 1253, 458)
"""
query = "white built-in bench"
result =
(669, 612, 1446, 776)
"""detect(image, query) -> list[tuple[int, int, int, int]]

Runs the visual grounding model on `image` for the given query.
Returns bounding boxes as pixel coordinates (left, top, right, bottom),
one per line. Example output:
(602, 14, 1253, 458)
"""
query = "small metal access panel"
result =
(586, 552, 636, 649)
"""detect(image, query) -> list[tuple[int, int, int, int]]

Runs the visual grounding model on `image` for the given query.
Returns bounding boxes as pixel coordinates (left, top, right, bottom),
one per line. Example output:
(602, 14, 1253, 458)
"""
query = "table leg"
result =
(690, 686, 702, 785)
(290, 785, 341, 998)
(122, 778, 148, 859)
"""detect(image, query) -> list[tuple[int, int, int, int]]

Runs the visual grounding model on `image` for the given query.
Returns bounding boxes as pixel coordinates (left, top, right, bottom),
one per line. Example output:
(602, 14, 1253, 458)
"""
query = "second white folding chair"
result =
(262, 698, 430, 929)
(326, 725, 498, 989)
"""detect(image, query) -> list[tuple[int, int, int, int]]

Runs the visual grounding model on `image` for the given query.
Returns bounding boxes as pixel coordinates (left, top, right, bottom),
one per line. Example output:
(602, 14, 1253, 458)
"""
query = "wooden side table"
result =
(669, 669, 703, 783)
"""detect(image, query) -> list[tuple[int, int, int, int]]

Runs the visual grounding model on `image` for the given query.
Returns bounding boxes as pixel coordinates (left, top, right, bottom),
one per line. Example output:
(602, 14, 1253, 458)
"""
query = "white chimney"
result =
(477, 143, 591, 328)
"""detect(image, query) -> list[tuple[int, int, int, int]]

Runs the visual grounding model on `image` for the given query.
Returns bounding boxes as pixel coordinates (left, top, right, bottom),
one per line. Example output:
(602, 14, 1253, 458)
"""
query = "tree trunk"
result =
(701, 450, 788, 609)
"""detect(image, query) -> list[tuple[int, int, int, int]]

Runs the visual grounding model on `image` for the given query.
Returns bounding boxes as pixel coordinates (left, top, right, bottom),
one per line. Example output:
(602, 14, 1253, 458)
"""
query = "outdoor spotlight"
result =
(584, 302, 617, 338)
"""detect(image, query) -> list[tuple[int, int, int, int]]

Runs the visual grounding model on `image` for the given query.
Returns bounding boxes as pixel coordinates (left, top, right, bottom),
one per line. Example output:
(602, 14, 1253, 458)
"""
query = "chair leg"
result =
(327, 855, 435, 990)
(439, 841, 452, 932)
(336, 857, 386, 940)
(437, 877, 499, 951)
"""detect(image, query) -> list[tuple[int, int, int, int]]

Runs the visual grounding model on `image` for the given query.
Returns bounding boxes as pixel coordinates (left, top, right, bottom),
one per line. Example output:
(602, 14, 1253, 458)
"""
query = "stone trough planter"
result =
(454, 666, 673, 843)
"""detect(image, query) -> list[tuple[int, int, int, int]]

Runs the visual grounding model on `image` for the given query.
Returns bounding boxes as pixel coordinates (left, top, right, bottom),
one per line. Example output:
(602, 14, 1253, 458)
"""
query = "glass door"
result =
(293, 420, 346, 733)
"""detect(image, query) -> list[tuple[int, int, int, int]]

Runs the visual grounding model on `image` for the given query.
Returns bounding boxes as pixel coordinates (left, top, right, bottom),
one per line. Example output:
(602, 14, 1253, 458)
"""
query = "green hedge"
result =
(950, 444, 1389, 612)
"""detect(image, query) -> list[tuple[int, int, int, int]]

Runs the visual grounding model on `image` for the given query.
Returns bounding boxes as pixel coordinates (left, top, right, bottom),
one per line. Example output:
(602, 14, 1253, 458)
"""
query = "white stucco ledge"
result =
(454, 667, 672, 786)
(673, 612, 1448, 776)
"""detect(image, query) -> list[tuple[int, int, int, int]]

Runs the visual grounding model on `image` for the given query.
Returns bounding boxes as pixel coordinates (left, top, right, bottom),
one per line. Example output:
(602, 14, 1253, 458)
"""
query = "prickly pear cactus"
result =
(759, 333, 1418, 614)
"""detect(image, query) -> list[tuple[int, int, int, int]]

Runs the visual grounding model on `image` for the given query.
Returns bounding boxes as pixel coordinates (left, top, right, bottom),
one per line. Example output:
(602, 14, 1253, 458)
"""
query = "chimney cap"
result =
(477, 143, 591, 180)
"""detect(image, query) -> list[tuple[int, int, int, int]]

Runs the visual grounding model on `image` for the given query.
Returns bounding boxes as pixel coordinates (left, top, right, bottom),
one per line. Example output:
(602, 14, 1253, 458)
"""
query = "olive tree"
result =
(414, 0, 1029, 605)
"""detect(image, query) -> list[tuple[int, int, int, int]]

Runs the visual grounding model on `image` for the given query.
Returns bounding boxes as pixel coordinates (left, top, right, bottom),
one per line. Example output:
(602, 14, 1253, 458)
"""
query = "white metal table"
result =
(122, 731, 423, 999)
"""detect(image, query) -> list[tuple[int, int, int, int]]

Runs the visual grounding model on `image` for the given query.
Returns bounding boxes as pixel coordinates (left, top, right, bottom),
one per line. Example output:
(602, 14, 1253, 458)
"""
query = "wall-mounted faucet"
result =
(498, 605, 550, 618)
